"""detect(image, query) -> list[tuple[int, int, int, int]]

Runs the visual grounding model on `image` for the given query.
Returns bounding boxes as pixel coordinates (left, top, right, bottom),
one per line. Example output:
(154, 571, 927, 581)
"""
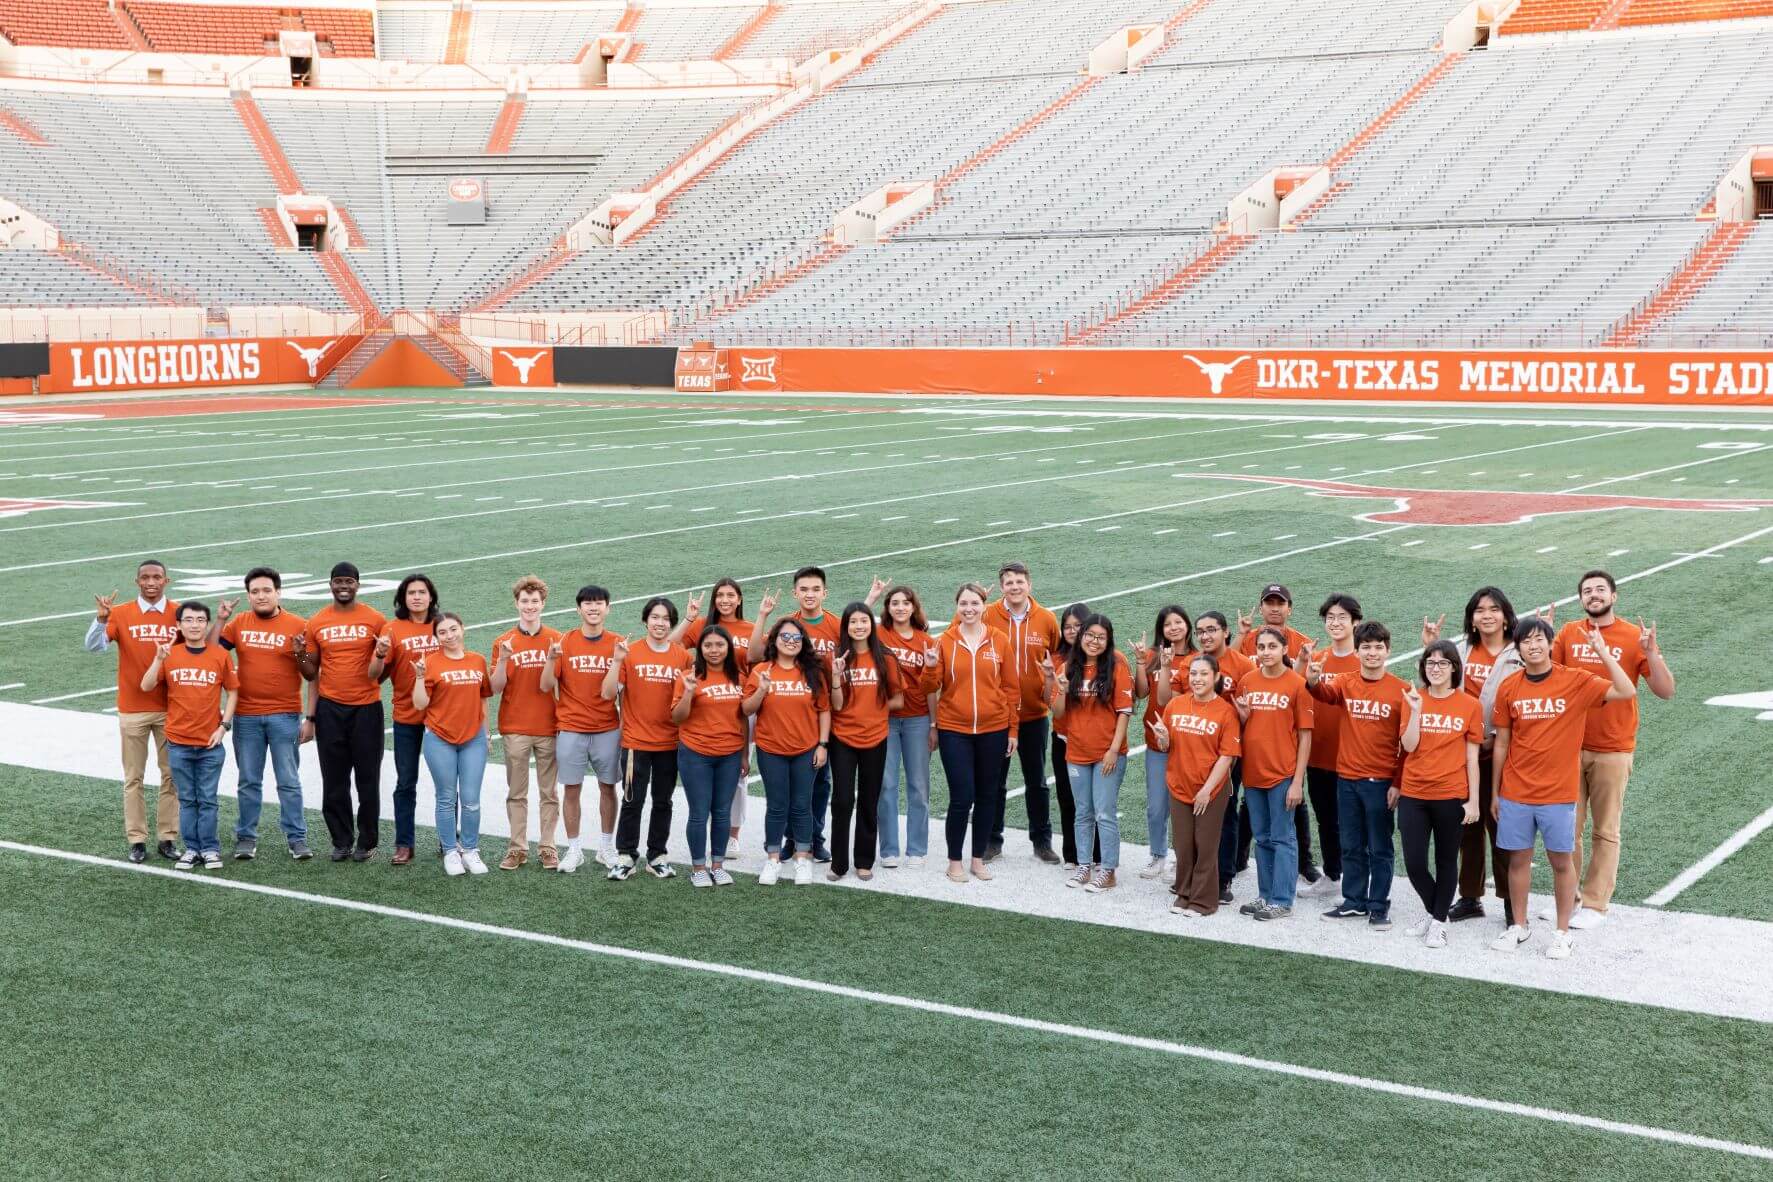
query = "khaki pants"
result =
(120, 711, 179, 845)
(505, 734, 560, 854)
(1575, 749, 1633, 913)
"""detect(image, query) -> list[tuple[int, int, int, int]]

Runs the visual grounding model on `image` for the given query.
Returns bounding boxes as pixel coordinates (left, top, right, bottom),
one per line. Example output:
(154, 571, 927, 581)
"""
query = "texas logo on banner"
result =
(674, 347, 730, 392)
(494, 348, 554, 387)
(43, 337, 355, 394)
(1177, 474, 1773, 526)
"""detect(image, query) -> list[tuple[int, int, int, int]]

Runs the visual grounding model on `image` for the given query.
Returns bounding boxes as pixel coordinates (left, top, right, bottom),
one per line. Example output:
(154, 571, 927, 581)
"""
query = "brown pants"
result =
(1458, 750, 1505, 901)
(504, 733, 560, 855)
(1171, 786, 1231, 915)
(119, 711, 179, 845)
(1576, 749, 1633, 913)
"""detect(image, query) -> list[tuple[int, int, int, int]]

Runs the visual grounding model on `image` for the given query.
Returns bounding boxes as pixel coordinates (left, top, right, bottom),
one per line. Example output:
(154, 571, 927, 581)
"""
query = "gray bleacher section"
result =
(630, 5, 759, 59)
(1644, 223, 1773, 348)
(376, 7, 448, 61)
(1148, 0, 1451, 62)
(467, 5, 623, 62)
(740, 1, 907, 59)
(0, 249, 144, 306)
(0, 90, 342, 310)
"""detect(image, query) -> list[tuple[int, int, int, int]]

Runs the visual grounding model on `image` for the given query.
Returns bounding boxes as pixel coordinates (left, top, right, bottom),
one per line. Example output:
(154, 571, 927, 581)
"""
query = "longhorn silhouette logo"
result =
(500, 351, 546, 384)
(286, 339, 336, 379)
(1183, 354, 1251, 394)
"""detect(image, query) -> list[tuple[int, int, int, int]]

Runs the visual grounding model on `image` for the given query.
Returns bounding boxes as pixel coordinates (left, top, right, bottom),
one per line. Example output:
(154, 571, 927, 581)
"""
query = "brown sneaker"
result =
(499, 848, 526, 871)
(391, 846, 414, 866)
(538, 847, 560, 871)
(1084, 867, 1117, 893)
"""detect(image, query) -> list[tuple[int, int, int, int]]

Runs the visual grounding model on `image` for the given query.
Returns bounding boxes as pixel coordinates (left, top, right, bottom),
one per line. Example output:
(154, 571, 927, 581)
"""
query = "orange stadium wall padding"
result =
(700, 347, 1773, 406)
(40, 336, 363, 395)
(344, 337, 463, 389)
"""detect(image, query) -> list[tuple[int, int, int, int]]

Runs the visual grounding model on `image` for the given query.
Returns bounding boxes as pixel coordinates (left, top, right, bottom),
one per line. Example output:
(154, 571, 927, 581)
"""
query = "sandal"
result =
(856, 868, 873, 881)
(946, 865, 967, 884)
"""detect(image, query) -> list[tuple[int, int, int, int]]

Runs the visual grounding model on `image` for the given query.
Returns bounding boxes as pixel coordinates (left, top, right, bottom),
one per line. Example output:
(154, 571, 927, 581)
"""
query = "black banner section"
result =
(552, 346, 676, 388)
(0, 342, 51, 378)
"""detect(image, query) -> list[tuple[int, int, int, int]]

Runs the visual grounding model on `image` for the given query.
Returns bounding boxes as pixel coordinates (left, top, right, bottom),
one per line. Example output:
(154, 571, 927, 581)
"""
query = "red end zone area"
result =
(0, 395, 401, 421)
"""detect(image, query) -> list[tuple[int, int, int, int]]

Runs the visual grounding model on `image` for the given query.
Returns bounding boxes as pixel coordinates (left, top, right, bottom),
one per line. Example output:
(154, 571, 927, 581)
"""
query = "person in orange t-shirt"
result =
(1299, 593, 1364, 894)
(366, 573, 441, 865)
(298, 562, 388, 862)
(1049, 614, 1134, 894)
(1131, 604, 1195, 882)
(672, 624, 750, 884)
(140, 601, 237, 870)
(1152, 654, 1241, 917)
(83, 558, 181, 860)
(1232, 628, 1313, 919)
(1551, 569, 1676, 927)
(828, 603, 904, 881)
(412, 612, 493, 877)
(674, 577, 775, 859)
(743, 616, 832, 886)
(1233, 583, 1313, 662)
(218, 566, 311, 860)
(1181, 611, 1253, 901)
(542, 584, 625, 872)
(1489, 616, 1636, 960)
(601, 596, 689, 880)
(1395, 640, 1482, 945)
(933, 583, 1019, 885)
(981, 561, 1061, 864)
(1303, 621, 1414, 929)
(877, 586, 941, 867)
(490, 575, 564, 871)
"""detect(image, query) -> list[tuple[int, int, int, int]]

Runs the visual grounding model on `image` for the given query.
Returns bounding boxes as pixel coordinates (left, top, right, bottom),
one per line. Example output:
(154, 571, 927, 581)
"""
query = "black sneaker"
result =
(1255, 904, 1292, 921)
(127, 843, 148, 864)
(983, 842, 1004, 863)
(1300, 862, 1321, 884)
(1321, 905, 1367, 921)
(1031, 844, 1060, 865)
(350, 847, 374, 863)
(330, 847, 352, 862)
(233, 838, 258, 861)
(1368, 912, 1393, 931)
(289, 841, 313, 861)
(812, 846, 833, 864)
(1238, 899, 1264, 916)
(1447, 897, 1485, 922)
(1218, 886, 1234, 905)
(157, 840, 178, 860)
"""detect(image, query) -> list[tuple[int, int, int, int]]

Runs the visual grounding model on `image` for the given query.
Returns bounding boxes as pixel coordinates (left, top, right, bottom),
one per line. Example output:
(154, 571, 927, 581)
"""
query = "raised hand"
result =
(681, 669, 699, 694)
(1233, 693, 1250, 713)
(94, 589, 118, 622)
(1638, 617, 1660, 657)
(153, 641, 171, 661)
(1052, 668, 1071, 697)
(1421, 613, 1445, 646)
(612, 638, 630, 662)
(925, 643, 940, 665)
(373, 633, 392, 659)
(1585, 620, 1609, 655)
(292, 632, 308, 656)
(1150, 716, 1170, 750)
(1159, 643, 1174, 667)
(685, 592, 703, 622)
(868, 575, 890, 601)
(413, 652, 428, 678)
(1297, 637, 1316, 666)
(496, 637, 515, 663)
(546, 638, 563, 660)
(1132, 632, 1149, 666)
(1237, 607, 1254, 633)
(216, 597, 238, 622)
(756, 664, 772, 685)
(1536, 603, 1555, 624)
(758, 588, 780, 617)
(1402, 684, 1423, 712)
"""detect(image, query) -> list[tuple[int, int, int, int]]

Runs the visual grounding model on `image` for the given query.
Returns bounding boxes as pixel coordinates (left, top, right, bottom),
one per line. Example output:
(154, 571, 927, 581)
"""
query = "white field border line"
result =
(1, 840, 1767, 1165)
(907, 405, 1773, 432)
(0, 422, 1349, 577)
(1647, 804, 1773, 907)
(0, 403, 439, 445)
(0, 408, 1086, 537)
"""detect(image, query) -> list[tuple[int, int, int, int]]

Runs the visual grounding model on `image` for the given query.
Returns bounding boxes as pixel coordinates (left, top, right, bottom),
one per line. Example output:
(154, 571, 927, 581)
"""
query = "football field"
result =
(3, 387, 1773, 1178)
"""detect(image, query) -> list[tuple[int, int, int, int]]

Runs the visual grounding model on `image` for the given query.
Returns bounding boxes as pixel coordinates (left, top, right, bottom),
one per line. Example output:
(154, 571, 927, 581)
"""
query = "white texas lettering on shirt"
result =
(1419, 711, 1469, 735)
(1169, 714, 1221, 737)
(1245, 690, 1292, 709)
(633, 663, 682, 683)
(319, 624, 371, 642)
(168, 667, 220, 687)
(439, 668, 484, 686)
(237, 630, 289, 650)
(1346, 698, 1394, 720)
(1512, 697, 1568, 720)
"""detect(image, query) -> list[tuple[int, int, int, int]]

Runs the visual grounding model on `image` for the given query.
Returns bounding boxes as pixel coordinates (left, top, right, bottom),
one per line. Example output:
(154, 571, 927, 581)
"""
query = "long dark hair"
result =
(1464, 586, 1518, 650)
(1055, 601, 1092, 664)
(879, 584, 927, 632)
(707, 577, 745, 623)
(761, 617, 827, 694)
(838, 601, 891, 705)
(393, 572, 440, 623)
(1065, 613, 1120, 709)
(695, 624, 742, 684)
(1149, 603, 1193, 673)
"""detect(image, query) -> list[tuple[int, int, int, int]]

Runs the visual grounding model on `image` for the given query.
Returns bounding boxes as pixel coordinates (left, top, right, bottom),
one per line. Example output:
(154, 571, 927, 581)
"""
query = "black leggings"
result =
(617, 747, 678, 861)
(1399, 796, 1464, 922)
(830, 737, 886, 876)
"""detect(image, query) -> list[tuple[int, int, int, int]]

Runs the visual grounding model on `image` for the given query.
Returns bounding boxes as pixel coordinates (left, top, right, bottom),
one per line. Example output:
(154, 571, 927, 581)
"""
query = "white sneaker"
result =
(1568, 907, 1605, 930)
(880, 855, 900, 869)
(690, 868, 713, 888)
(1405, 918, 1432, 939)
(1138, 856, 1167, 880)
(793, 858, 814, 886)
(444, 849, 465, 877)
(175, 849, 199, 871)
(1425, 921, 1448, 949)
(462, 849, 488, 875)
(758, 858, 782, 886)
(1546, 929, 1574, 960)
(1170, 902, 1198, 917)
(711, 867, 735, 886)
(906, 855, 926, 868)
(1488, 924, 1530, 953)
(595, 845, 617, 869)
(558, 847, 585, 874)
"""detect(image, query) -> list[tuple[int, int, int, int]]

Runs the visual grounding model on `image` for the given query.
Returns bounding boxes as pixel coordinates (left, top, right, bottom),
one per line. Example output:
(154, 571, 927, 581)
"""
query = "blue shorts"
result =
(1497, 798, 1575, 854)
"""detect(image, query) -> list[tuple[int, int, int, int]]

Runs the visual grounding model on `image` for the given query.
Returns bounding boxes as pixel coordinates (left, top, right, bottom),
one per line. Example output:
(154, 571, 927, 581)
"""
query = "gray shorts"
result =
(556, 729, 621, 787)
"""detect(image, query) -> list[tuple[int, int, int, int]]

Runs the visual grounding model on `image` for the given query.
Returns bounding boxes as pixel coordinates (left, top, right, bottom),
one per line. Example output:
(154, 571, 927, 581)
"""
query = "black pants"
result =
(1052, 734, 1100, 866)
(1399, 796, 1464, 922)
(315, 696, 383, 852)
(989, 716, 1052, 848)
(616, 747, 678, 862)
(1218, 758, 1245, 888)
(830, 737, 887, 875)
(1306, 765, 1342, 880)
(937, 728, 1006, 862)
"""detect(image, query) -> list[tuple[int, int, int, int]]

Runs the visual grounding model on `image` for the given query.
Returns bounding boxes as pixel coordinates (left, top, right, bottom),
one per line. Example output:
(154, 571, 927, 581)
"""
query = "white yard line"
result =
(1647, 804, 1773, 907)
(1, 837, 1769, 1163)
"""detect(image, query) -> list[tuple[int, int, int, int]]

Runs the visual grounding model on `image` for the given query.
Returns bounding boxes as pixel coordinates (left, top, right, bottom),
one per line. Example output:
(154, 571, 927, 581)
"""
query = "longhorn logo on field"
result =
(500, 351, 546, 384)
(1707, 691, 1773, 721)
(1184, 354, 1250, 395)
(286, 340, 336, 379)
(1178, 475, 1773, 526)
(0, 497, 133, 519)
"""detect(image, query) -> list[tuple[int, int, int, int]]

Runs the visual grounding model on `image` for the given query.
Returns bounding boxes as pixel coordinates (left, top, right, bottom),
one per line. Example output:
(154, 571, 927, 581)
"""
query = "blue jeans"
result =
(168, 740, 225, 855)
(680, 745, 742, 865)
(878, 714, 932, 859)
(1144, 747, 1172, 860)
(1068, 754, 1127, 870)
(1338, 776, 1397, 918)
(758, 748, 815, 855)
(233, 712, 305, 844)
(1247, 781, 1299, 908)
(423, 728, 488, 852)
(392, 720, 425, 850)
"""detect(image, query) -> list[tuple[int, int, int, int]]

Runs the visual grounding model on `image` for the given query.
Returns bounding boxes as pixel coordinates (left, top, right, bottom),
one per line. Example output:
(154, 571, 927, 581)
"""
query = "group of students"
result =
(86, 556, 1672, 959)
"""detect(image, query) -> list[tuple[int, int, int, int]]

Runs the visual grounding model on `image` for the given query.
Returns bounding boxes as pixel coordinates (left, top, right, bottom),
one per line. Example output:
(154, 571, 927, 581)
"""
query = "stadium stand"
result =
(0, 0, 134, 49)
(627, 5, 761, 59)
(1642, 222, 1770, 346)
(465, 4, 624, 63)
(736, 2, 912, 59)
(374, 6, 448, 61)
(0, 249, 148, 306)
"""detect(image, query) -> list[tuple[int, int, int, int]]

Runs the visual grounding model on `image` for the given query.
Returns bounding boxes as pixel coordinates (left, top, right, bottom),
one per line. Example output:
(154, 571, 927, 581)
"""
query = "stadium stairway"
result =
(444, 4, 472, 64)
(0, 107, 50, 145)
(1602, 219, 1754, 347)
(484, 94, 526, 155)
(1064, 231, 1255, 345)
(714, 3, 780, 58)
